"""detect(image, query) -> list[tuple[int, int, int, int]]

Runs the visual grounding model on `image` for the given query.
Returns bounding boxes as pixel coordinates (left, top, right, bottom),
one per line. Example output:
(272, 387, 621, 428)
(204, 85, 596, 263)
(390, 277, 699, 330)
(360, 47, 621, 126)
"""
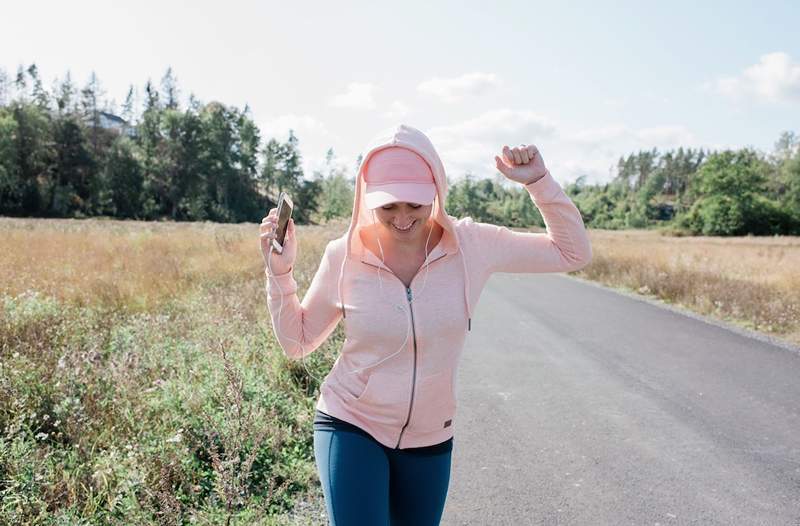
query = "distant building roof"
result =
(98, 111, 129, 127)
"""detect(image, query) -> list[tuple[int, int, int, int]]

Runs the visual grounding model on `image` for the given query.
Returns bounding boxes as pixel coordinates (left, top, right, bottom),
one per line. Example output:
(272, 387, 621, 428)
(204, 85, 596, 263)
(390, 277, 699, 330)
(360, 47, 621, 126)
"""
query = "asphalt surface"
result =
(442, 272, 800, 526)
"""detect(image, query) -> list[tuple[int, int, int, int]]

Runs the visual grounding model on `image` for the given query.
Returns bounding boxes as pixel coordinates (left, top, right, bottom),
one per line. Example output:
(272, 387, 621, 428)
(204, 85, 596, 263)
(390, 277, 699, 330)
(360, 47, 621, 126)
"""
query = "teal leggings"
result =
(313, 428, 453, 525)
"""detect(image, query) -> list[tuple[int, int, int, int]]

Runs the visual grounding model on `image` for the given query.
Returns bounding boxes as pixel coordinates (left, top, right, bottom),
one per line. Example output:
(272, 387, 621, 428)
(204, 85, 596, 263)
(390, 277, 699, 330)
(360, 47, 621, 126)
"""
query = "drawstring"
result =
(338, 223, 473, 332)
(342, 211, 435, 375)
(457, 236, 472, 332)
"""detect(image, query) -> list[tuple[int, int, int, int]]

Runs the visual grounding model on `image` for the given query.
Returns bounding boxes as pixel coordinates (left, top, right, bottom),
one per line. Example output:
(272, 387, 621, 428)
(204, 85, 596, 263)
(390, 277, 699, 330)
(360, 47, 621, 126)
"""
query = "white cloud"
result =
(556, 124, 703, 184)
(424, 111, 705, 185)
(602, 98, 624, 109)
(329, 82, 376, 109)
(382, 100, 409, 119)
(260, 113, 330, 142)
(571, 125, 696, 151)
(635, 125, 696, 146)
(705, 51, 800, 104)
(417, 72, 501, 103)
(426, 109, 556, 178)
(428, 108, 556, 144)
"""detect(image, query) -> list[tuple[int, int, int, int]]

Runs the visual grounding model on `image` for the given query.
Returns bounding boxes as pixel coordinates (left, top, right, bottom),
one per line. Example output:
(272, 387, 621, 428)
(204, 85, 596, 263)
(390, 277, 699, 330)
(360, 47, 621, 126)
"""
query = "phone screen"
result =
(275, 195, 293, 252)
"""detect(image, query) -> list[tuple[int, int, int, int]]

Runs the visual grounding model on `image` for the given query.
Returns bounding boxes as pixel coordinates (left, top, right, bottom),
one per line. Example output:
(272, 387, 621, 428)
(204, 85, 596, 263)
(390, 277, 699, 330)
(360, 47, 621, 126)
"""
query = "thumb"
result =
(495, 155, 513, 177)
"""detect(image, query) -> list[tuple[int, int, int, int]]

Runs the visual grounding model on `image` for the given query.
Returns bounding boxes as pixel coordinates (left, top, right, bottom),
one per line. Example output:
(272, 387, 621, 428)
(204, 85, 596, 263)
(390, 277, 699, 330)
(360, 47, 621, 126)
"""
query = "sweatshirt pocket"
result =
(335, 371, 370, 401)
(343, 368, 409, 423)
(413, 370, 457, 433)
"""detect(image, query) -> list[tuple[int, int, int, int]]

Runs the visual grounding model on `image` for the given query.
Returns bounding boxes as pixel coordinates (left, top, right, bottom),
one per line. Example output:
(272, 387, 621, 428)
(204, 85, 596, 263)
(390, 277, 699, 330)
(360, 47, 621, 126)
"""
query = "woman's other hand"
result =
(495, 144, 548, 185)
(260, 208, 297, 275)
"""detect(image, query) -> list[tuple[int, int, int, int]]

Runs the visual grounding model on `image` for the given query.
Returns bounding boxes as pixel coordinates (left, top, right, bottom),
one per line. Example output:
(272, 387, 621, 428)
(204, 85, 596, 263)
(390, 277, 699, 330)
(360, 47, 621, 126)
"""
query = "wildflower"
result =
(167, 428, 184, 443)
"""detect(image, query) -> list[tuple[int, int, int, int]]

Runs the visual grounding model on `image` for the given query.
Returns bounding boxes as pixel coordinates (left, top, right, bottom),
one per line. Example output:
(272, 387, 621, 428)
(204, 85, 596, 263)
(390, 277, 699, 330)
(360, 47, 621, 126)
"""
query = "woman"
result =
(259, 124, 592, 525)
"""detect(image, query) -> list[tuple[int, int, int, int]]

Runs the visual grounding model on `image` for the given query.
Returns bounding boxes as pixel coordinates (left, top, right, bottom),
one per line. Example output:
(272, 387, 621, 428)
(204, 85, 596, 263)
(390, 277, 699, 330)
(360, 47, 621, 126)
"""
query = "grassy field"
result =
(0, 216, 345, 525)
(583, 228, 800, 347)
(1, 216, 798, 524)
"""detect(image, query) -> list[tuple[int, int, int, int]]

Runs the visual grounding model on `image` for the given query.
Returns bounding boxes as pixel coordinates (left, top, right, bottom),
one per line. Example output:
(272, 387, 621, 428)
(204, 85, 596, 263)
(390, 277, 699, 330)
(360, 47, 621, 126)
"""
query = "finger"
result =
(502, 145, 515, 165)
(495, 155, 512, 176)
(512, 148, 523, 165)
(527, 144, 538, 159)
(519, 145, 530, 163)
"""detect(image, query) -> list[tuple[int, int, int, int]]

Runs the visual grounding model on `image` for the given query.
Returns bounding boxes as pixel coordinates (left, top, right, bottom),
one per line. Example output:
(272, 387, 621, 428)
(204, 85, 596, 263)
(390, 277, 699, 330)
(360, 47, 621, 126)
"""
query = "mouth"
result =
(391, 220, 416, 233)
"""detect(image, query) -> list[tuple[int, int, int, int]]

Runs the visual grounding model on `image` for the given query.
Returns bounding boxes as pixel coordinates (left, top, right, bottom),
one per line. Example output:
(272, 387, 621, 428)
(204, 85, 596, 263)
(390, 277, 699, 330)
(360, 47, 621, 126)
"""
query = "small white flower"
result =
(167, 429, 184, 443)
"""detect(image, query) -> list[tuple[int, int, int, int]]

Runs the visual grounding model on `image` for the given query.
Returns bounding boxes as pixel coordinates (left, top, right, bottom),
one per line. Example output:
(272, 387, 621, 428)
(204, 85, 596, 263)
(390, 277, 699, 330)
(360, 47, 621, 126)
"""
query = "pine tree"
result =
(260, 138, 282, 203)
(81, 72, 105, 157)
(122, 85, 135, 125)
(160, 67, 180, 110)
(56, 73, 77, 115)
(0, 68, 11, 107)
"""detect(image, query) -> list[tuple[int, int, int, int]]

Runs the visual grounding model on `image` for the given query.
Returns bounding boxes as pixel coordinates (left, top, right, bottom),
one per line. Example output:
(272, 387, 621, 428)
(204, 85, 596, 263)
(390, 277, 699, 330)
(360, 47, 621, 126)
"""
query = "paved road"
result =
(443, 273, 800, 526)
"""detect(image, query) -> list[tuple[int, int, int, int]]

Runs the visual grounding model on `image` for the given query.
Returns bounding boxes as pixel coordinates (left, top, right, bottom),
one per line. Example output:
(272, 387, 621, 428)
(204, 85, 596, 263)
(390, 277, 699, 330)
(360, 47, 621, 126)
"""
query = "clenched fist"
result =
(495, 144, 548, 185)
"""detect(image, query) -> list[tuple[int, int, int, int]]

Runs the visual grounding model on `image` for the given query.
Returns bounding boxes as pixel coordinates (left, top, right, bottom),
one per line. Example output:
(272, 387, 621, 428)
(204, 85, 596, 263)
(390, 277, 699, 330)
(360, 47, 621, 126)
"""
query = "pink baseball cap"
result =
(363, 146, 437, 209)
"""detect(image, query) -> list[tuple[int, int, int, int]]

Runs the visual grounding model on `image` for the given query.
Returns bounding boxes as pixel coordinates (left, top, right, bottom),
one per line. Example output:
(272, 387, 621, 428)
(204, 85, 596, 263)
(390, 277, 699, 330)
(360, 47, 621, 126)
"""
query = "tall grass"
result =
(0, 216, 345, 525)
(579, 228, 800, 346)
(2, 217, 798, 524)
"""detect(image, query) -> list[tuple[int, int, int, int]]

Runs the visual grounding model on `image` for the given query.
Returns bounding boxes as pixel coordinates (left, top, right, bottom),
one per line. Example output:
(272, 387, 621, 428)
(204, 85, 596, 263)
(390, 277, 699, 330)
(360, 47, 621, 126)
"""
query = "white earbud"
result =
(344, 210, 434, 375)
(267, 209, 436, 386)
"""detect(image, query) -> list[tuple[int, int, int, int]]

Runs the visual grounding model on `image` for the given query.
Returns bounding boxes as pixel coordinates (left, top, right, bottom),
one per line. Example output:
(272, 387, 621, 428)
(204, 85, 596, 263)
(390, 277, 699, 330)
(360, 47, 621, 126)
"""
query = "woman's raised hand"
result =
(260, 208, 297, 275)
(495, 144, 548, 185)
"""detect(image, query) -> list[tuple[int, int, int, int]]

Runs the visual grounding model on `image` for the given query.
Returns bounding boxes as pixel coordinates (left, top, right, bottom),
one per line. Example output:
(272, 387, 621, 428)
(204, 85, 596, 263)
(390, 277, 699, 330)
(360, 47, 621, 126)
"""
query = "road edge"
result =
(558, 272, 800, 357)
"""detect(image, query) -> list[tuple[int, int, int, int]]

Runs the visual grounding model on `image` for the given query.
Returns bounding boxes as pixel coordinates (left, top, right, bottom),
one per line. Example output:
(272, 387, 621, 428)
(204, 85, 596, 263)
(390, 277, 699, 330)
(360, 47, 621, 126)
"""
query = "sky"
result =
(3, 0, 800, 186)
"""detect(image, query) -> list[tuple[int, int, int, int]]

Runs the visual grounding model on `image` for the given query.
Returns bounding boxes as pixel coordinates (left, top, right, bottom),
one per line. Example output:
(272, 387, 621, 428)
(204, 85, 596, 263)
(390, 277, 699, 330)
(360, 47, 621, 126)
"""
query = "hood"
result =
(336, 124, 472, 331)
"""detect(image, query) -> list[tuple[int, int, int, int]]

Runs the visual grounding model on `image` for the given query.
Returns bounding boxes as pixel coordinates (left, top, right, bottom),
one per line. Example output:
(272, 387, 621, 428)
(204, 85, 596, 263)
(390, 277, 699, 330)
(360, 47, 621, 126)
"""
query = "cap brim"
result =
(364, 182, 437, 209)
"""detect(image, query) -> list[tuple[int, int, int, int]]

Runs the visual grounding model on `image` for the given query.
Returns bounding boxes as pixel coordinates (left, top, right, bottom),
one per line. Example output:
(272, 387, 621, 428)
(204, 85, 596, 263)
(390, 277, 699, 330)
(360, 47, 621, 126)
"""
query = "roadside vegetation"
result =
(2, 216, 798, 523)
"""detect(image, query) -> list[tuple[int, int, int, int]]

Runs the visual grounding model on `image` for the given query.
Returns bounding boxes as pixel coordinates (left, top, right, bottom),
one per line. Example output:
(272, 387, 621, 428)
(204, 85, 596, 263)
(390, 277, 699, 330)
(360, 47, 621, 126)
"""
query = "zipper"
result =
(359, 251, 447, 449)
(396, 285, 417, 448)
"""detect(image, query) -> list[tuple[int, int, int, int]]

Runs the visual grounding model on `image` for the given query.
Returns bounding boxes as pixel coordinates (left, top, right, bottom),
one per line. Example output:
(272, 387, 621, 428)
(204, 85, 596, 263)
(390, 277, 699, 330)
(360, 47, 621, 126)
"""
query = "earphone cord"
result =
(266, 216, 434, 383)
(344, 213, 434, 375)
(267, 245, 325, 386)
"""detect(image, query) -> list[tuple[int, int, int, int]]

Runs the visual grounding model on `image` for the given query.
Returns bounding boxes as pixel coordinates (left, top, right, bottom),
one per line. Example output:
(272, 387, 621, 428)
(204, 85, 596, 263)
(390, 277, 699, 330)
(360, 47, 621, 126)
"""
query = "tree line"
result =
(439, 135, 800, 236)
(1, 64, 799, 236)
(0, 65, 325, 223)
(566, 136, 800, 235)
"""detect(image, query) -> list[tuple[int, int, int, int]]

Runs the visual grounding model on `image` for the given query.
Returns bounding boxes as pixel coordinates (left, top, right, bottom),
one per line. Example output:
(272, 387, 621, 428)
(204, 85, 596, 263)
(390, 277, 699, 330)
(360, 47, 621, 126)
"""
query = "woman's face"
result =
(373, 201, 434, 245)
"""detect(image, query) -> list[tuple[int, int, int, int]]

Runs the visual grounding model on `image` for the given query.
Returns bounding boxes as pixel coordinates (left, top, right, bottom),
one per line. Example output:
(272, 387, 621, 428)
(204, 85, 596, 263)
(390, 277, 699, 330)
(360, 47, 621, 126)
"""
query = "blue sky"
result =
(3, 0, 799, 185)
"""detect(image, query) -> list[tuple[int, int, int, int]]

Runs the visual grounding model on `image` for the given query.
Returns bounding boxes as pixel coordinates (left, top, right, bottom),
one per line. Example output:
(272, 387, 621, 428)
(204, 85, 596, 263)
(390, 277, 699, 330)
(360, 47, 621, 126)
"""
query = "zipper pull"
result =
(406, 286, 412, 302)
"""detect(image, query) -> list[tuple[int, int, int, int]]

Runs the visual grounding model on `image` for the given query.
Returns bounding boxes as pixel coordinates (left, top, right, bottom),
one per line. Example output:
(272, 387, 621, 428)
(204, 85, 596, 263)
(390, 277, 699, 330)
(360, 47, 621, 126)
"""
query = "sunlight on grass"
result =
(1, 216, 798, 524)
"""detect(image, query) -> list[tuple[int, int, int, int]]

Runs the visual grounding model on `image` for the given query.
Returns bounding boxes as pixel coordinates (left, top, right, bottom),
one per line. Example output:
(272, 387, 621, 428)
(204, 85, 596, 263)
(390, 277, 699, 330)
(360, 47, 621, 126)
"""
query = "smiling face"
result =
(372, 201, 435, 246)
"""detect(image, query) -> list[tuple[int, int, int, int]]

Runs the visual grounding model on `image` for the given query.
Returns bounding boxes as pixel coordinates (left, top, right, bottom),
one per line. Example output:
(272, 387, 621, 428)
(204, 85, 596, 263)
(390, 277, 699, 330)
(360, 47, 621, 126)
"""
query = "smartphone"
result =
(273, 192, 293, 254)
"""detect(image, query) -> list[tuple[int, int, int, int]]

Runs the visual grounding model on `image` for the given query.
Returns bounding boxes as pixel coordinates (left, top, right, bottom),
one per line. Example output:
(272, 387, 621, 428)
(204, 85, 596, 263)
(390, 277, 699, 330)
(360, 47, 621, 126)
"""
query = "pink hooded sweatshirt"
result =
(266, 124, 592, 449)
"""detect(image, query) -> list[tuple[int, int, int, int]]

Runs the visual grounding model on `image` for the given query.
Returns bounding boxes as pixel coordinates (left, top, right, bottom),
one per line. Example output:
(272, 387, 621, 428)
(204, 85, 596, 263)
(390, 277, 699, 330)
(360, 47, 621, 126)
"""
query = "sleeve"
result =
(468, 169, 593, 275)
(265, 240, 343, 360)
